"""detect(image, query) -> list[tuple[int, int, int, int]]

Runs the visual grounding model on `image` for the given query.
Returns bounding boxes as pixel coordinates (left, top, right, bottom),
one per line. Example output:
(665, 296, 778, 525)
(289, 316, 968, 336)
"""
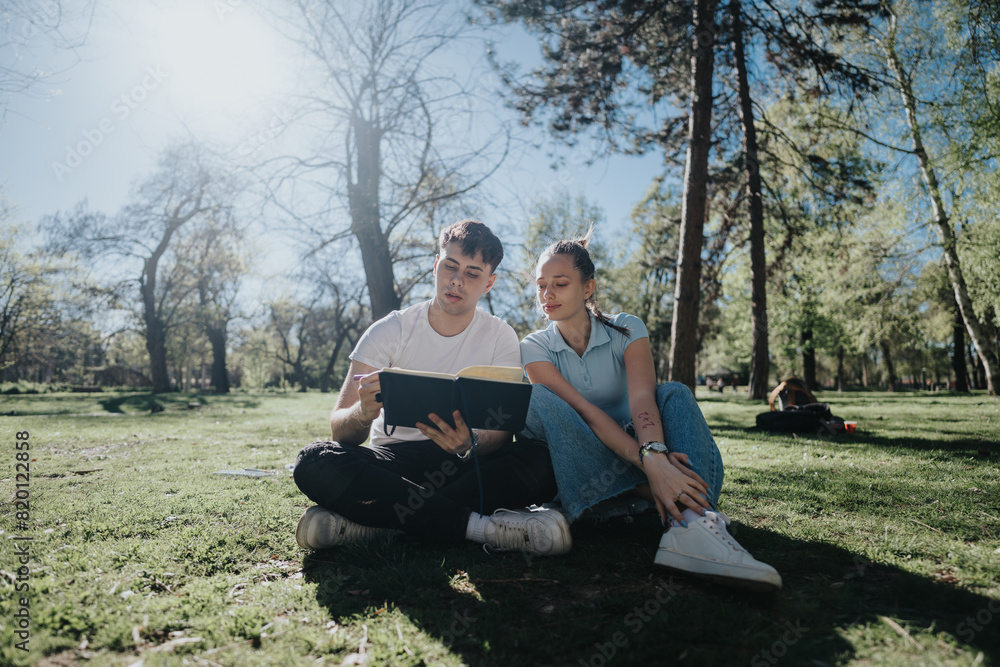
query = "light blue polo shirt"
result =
(520, 312, 648, 425)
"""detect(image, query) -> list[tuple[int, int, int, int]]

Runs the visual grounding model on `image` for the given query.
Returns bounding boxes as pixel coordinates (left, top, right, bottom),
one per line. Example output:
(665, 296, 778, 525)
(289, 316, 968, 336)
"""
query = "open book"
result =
(378, 366, 532, 433)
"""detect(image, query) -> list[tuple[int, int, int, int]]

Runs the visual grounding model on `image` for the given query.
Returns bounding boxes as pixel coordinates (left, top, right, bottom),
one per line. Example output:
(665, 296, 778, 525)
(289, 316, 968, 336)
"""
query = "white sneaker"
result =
(535, 503, 574, 552)
(295, 506, 399, 549)
(483, 506, 572, 556)
(715, 508, 735, 533)
(654, 511, 782, 591)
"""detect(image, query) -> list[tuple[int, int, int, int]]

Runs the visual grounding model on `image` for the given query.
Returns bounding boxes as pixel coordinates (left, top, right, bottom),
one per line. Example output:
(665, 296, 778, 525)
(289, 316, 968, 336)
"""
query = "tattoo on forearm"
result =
(638, 411, 658, 429)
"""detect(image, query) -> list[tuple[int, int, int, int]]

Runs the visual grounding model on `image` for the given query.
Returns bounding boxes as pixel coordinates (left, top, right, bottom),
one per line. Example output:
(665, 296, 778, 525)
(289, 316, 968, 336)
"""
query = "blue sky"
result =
(0, 0, 668, 275)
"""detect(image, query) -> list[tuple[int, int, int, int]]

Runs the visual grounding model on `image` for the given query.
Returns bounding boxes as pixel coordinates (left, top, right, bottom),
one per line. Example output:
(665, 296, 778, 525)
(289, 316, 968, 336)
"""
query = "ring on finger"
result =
(675, 490, 686, 502)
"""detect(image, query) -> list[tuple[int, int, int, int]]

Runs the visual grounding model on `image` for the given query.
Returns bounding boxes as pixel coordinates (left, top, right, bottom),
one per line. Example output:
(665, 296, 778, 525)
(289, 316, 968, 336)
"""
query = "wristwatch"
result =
(639, 441, 669, 465)
(457, 430, 479, 460)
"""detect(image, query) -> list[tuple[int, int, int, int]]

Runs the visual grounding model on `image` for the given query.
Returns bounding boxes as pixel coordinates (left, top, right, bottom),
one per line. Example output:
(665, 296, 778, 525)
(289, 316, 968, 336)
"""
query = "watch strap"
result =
(639, 441, 669, 465)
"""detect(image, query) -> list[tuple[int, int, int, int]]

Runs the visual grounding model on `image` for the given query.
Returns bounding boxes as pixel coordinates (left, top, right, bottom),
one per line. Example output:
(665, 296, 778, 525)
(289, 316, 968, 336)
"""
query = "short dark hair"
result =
(439, 219, 504, 273)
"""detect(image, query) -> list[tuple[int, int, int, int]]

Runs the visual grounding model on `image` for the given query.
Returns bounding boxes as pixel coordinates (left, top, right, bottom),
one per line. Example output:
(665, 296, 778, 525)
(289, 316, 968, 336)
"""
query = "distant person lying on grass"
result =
(293, 220, 570, 557)
(516, 234, 782, 591)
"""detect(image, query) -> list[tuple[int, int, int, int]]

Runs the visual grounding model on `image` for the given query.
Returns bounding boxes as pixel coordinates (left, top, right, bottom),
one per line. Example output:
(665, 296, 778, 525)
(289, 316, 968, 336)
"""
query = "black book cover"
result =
(379, 368, 532, 432)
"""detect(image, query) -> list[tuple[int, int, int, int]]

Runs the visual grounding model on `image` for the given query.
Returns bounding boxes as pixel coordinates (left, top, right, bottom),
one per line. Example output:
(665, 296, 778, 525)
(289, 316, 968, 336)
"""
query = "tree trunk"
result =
(881, 341, 897, 392)
(801, 326, 816, 390)
(953, 300, 969, 392)
(729, 0, 770, 400)
(668, 0, 718, 392)
(138, 212, 194, 394)
(145, 326, 169, 392)
(971, 344, 986, 389)
(319, 331, 350, 393)
(884, 14, 997, 395)
(141, 259, 171, 394)
(349, 116, 400, 321)
(836, 345, 846, 392)
(207, 325, 230, 394)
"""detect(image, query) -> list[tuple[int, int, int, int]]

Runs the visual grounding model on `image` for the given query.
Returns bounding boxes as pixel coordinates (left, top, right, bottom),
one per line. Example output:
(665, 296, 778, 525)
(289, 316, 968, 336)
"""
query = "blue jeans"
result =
(519, 383, 725, 522)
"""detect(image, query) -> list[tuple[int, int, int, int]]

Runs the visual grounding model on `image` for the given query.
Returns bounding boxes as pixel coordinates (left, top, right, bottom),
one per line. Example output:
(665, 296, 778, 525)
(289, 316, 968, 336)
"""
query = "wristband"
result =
(457, 430, 479, 459)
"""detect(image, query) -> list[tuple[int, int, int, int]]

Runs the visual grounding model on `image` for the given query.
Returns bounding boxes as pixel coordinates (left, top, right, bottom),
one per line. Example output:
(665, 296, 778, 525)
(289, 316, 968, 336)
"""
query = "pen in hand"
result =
(353, 373, 381, 402)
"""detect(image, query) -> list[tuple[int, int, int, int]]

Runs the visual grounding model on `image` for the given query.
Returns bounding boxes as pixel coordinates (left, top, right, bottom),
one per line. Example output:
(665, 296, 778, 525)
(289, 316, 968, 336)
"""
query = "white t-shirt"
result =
(351, 300, 521, 445)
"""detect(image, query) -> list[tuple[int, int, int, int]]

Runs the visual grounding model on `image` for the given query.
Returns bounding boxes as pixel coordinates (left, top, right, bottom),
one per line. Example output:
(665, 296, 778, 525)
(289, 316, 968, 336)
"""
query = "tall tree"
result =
(728, 0, 769, 397)
(268, 0, 508, 321)
(481, 0, 880, 393)
(175, 216, 247, 394)
(727, 0, 880, 396)
(44, 144, 233, 393)
(479, 0, 716, 390)
(714, 93, 880, 389)
(875, 1, 999, 394)
(667, 0, 719, 391)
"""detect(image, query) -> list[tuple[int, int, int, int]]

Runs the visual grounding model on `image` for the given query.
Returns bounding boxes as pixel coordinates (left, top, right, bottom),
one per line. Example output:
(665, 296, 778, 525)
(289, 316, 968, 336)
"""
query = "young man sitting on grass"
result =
(293, 219, 570, 557)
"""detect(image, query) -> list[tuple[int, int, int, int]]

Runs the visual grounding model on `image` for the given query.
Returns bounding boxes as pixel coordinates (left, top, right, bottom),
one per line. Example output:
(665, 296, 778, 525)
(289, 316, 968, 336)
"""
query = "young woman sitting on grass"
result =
(518, 235, 781, 591)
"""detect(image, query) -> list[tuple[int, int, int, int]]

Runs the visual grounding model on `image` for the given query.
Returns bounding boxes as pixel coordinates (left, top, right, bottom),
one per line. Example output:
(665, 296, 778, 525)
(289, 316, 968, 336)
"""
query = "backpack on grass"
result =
(755, 404, 845, 434)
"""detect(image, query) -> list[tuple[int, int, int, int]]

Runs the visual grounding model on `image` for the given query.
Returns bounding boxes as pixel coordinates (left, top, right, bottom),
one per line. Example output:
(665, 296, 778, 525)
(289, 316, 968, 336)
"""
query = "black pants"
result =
(293, 438, 557, 540)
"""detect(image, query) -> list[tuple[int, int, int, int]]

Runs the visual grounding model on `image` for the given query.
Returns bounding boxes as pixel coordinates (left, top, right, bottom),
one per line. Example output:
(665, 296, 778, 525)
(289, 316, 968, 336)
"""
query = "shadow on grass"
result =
(180, 393, 264, 411)
(706, 423, 999, 456)
(97, 392, 209, 413)
(98, 393, 159, 413)
(0, 391, 266, 415)
(302, 516, 999, 666)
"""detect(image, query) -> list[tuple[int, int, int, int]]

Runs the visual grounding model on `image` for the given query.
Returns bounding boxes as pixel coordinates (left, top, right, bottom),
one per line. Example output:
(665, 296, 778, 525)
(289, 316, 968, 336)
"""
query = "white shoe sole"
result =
(296, 506, 395, 549)
(654, 547, 782, 592)
(520, 512, 570, 556)
(296, 506, 326, 549)
(538, 506, 573, 556)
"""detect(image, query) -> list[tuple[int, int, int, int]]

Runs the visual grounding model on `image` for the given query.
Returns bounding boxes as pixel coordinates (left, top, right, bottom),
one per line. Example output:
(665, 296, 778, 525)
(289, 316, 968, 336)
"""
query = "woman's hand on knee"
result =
(667, 452, 708, 490)
(643, 455, 711, 525)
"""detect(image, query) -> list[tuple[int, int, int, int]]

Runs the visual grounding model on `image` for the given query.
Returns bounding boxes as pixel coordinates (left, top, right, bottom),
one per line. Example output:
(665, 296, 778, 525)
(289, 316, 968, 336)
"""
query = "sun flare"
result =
(136, 0, 293, 133)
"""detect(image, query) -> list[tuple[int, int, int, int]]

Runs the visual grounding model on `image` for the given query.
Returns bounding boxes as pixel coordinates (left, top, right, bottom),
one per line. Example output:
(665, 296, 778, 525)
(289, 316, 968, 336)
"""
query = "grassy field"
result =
(1, 388, 998, 666)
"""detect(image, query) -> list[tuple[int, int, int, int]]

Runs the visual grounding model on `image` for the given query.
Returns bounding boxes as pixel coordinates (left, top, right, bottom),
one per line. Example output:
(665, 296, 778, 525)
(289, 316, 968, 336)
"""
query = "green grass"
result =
(1, 388, 998, 666)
